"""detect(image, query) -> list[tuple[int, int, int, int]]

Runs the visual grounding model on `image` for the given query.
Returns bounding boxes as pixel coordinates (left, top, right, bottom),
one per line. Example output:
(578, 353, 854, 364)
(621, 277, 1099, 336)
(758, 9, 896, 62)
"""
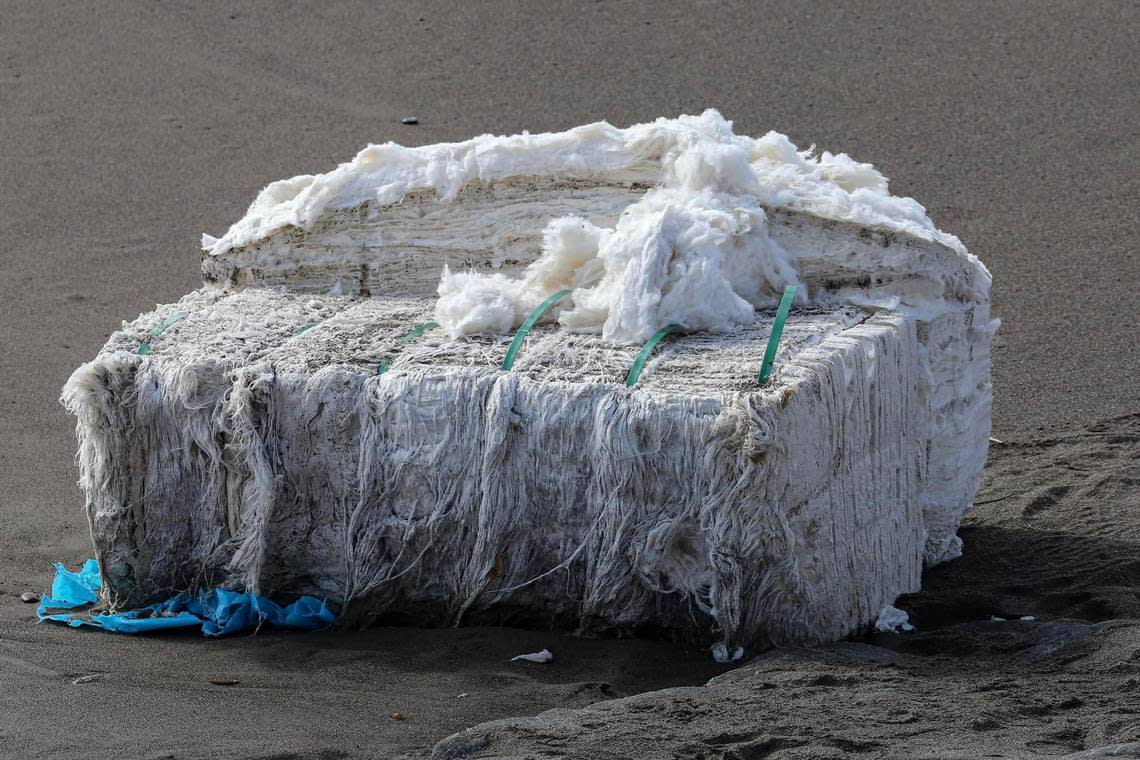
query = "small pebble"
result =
(401, 116, 419, 125)
(20, 591, 39, 604)
(391, 712, 405, 721)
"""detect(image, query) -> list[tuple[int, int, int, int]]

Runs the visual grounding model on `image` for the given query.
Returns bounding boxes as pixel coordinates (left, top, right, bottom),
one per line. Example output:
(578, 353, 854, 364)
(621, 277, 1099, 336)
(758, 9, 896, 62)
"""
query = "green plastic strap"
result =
(377, 321, 440, 374)
(757, 285, 798, 385)
(625, 323, 680, 387)
(137, 311, 189, 355)
(401, 321, 440, 343)
(291, 321, 321, 338)
(501, 289, 571, 371)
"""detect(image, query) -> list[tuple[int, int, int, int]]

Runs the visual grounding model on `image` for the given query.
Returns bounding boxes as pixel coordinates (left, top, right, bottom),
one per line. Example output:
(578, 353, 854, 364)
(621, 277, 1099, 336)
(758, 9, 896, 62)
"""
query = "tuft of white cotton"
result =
(433, 268, 526, 337)
(437, 162, 805, 343)
(526, 217, 610, 291)
(557, 188, 800, 343)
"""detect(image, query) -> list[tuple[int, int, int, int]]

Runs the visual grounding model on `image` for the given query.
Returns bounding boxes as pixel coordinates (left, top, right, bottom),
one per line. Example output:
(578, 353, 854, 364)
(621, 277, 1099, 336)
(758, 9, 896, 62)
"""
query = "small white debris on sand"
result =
(711, 643, 745, 663)
(71, 674, 105, 685)
(875, 605, 916, 633)
(510, 649, 554, 664)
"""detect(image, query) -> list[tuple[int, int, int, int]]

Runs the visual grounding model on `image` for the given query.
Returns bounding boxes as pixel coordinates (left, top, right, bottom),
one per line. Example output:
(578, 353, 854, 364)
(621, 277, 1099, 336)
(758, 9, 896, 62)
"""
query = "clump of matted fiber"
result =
(64, 113, 996, 652)
(64, 293, 925, 650)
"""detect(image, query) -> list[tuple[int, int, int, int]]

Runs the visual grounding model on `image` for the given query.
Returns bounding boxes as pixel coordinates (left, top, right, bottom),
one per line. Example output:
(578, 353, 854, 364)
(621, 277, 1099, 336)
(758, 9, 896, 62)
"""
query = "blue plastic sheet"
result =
(37, 560, 335, 636)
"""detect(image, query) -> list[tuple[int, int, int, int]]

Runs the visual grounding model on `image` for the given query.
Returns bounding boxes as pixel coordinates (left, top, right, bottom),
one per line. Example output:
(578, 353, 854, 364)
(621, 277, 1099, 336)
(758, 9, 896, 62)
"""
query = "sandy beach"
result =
(2, 1, 1137, 757)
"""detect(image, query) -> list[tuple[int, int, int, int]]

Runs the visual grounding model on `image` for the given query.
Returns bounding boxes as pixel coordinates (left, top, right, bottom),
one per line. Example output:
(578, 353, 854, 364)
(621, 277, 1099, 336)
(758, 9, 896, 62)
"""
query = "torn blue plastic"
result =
(37, 560, 335, 636)
(39, 559, 101, 610)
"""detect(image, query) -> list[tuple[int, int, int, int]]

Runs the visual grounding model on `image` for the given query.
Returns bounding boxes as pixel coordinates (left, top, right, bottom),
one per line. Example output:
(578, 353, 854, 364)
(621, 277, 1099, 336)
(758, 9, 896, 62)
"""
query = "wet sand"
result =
(2, 1, 1137, 758)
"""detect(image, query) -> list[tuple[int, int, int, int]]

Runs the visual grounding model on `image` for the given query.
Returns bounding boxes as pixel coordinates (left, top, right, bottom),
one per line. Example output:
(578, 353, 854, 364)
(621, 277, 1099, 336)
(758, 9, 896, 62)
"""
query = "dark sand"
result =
(1, 2, 1137, 758)
(427, 416, 1140, 759)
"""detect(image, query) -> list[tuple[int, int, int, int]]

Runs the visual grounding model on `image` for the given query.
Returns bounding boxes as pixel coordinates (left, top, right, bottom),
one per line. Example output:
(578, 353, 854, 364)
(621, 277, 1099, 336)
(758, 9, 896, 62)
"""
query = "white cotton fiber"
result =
(433, 268, 525, 337)
(524, 217, 610, 294)
(434, 217, 611, 339)
(66, 289, 936, 650)
(558, 189, 793, 343)
(428, 118, 898, 344)
(67, 110, 996, 656)
(875, 605, 916, 633)
(437, 186, 805, 344)
(206, 110, 986, 346)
